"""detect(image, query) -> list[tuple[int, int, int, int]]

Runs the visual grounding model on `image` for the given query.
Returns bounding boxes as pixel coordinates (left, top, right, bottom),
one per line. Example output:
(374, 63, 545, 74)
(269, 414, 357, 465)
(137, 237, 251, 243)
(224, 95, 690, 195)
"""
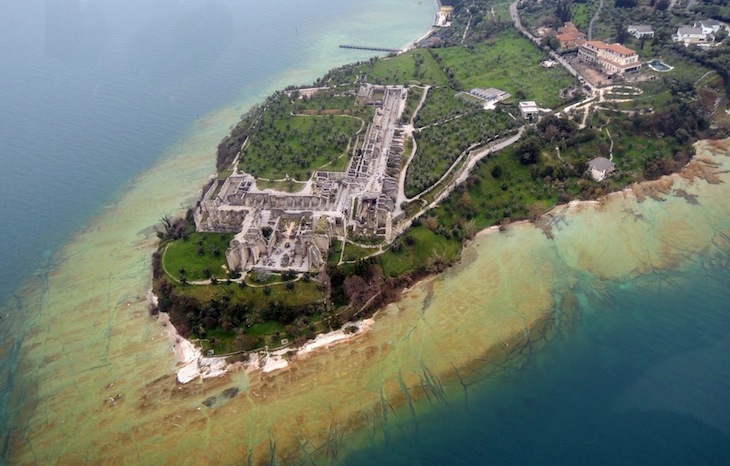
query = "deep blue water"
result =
(0, 0, 408, 305)
(2, 1, 729, 464)
(344, 265, 730, 465)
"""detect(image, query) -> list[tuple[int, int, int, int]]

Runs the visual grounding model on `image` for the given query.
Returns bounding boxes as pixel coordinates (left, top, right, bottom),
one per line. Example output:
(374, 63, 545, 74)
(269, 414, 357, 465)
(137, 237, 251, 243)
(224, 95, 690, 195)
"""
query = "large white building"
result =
(673, 27, 713, 46)
(673, 20, 725, 47)
(577, 40, 641, 75)
(696, 19, 723, 35)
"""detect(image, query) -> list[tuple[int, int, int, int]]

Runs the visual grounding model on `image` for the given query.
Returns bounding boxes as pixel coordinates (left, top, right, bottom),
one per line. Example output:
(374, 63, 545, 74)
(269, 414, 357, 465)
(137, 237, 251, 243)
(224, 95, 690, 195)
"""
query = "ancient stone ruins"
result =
(194, 84, 407, 274)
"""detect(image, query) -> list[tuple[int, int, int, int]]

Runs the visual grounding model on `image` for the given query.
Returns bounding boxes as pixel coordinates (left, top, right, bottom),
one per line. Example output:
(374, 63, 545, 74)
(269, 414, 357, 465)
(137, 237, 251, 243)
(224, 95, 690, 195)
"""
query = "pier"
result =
(339, 44, 400, 53)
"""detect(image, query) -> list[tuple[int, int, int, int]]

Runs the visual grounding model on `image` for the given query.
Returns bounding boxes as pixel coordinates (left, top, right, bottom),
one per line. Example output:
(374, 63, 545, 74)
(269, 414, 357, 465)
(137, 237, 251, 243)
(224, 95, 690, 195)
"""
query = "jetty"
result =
(339, 44, 400, 53)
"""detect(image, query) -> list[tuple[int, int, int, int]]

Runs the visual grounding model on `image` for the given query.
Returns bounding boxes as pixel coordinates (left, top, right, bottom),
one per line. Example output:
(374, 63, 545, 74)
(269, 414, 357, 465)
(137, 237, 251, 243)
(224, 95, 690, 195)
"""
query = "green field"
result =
(406, 110, 516, 197)
(379, 226, 462, 277)
(434, 146, 563, 233)
(402, 85, 425, 123)
(293, 88, 361, 113)
(163, 233, 233, 281)
(414, 86, 481, 128)
(434, 30, 575, 107)
(362, 49, 450, 86)
(342, 242, 376, 262)
(570, 3, 591, 30)
(240, 93, 363, 180)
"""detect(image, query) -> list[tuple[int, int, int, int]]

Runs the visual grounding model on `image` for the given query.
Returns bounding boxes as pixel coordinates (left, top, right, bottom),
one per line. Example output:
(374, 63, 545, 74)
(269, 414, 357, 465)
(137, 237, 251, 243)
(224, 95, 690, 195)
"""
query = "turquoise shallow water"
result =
(0, 0, 434, 305)
(343, 266, 730, 465)
(0, 0, 436, 461)
(2, 1, 730, 464)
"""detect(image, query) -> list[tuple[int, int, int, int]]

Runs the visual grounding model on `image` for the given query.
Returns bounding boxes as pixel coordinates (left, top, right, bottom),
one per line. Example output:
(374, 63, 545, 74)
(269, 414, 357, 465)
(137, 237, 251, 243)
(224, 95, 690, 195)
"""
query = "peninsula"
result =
(153, 0, 730, 374)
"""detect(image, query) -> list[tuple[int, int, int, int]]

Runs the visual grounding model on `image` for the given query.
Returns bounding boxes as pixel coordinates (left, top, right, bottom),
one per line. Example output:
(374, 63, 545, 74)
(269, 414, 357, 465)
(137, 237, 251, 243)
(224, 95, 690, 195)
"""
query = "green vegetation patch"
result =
(292, 87, 363, 114)
(402, 86, 425, 123)
(240, 92, 363, 180)
(379, 226, 462, 277)
(360, 49, 450, 86)
(433, 30, 575, 107)
(414, 86, 482, 128)
(179, 279, 323, 309)
(163, 232, 233, 281)
(255, 178, 307, 193)
(343, 243, 376, 263)
(435, 146, 563, 233)
(406, 110, 517, 197)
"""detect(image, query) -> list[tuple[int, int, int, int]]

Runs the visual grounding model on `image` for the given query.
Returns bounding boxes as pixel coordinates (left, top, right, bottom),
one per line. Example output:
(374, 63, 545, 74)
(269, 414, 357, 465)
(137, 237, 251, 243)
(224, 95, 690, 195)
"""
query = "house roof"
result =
(519, 101, 539, 112)
(581, 40, 606, 49)
(589, 157, 615, 171)
(578, 40, 636, 56)
(556, 31, 585, 42)
(699, 19, 721, 27)
(605, 43, 637, 56)
(558, 22, 581, 34)
(556, 22, 585, 42)
(470, 88, 510, 101)
(678, 27, 704, 35)
(628, 25, 653, 32)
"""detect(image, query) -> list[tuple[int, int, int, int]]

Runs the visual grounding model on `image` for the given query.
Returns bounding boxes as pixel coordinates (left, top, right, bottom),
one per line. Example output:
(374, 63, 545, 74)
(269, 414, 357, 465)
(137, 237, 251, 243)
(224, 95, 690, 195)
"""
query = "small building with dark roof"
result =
(588, 157, 616, 181)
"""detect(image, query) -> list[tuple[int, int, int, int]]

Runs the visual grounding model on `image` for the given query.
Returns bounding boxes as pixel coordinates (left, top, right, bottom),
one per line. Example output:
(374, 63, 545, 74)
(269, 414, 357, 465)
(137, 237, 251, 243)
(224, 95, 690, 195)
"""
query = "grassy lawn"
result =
(414, 86, 481, 128)
(435, 147, 562, 233)
(240, 93, 362, 180)
(200, 321, 289, 355)
(406, 109, 516, 197)
(624, 36, 655, 60)
(379, 226, 461, 277)
(293, 87, 361, 113)
(342, 242, 376, 262)
(403, 86, 425, 122)
(570, 3, 591, 30)
(658, 52, 712, 84)
(177, 279, 324, 310)
(328, 239, 344, 266)
(176, 278, 324, 354)
(255, 179, 307, 192)
(163, 232, 233, 281)
(248, 320, 287, 337)
(361, 49, 450, 86)
(217, 168, 233, 180)
(434, 30, 575, 108)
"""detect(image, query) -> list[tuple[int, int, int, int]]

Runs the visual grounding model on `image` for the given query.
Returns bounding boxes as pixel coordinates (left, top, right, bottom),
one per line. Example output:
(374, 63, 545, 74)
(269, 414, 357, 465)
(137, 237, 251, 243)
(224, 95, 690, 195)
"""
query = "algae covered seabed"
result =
(4, 133, 730, 463)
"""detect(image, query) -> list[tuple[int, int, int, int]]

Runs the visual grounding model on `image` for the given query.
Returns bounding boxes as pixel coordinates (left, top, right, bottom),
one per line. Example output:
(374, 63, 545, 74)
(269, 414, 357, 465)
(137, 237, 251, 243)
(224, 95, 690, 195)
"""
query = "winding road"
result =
(588, 0, 605, 40)
(509, 1, 591, 91)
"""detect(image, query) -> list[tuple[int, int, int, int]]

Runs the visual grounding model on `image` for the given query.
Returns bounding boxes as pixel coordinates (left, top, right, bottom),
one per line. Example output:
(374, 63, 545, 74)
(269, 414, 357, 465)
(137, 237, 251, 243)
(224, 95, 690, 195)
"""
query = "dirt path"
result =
(588, 0, 605, 40)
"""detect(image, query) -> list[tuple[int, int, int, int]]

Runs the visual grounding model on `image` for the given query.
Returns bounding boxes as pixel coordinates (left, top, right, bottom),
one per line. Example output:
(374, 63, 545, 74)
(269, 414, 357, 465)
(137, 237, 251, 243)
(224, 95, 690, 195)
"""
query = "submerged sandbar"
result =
(9, 138, 730, 463)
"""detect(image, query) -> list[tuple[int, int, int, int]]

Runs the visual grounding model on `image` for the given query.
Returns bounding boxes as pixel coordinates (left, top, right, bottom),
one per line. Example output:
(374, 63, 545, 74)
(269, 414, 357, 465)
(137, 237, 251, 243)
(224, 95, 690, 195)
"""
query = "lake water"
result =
(0, 0, 436, 460)
(2, 1, 729, 464)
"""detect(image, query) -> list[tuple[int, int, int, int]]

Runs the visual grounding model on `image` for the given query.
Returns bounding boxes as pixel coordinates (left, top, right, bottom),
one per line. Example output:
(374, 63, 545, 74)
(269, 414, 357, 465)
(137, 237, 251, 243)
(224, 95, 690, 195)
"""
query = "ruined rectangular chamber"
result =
(194, 84, 407, 273)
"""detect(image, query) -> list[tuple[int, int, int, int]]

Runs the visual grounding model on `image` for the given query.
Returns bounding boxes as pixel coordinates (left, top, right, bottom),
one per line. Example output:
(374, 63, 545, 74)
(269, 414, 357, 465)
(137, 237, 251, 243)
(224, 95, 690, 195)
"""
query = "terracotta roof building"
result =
(556, 22, 586, 49)
(577, 40, 641, 75)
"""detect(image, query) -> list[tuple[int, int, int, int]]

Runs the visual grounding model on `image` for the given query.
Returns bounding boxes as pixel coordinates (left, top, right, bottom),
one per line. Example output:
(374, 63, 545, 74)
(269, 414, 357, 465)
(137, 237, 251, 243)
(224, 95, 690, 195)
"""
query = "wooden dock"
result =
(339, 44, 400, 53)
